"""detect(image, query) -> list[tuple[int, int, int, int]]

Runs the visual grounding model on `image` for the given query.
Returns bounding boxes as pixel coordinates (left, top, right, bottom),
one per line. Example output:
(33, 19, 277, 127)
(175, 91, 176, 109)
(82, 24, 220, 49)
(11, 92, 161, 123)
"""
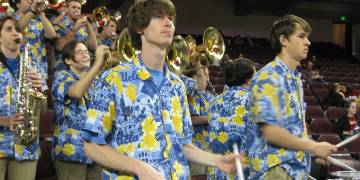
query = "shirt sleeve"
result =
(180, 75, 198, 97)
(179, 80, 194, 145)
(52, 71, 75, 102)
(249, 71, 283, 126)
(81, 72, 116, 145)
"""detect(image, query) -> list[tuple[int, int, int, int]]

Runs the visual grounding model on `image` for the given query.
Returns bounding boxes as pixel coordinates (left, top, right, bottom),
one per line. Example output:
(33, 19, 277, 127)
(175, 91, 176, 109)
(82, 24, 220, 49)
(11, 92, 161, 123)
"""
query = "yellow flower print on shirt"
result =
(65, 128, 78, 136)
(88, 109, 98, 120)
(105, 72, 123, 93)
(5, 85, 12, 105)
(137, 69, 151, 80)
(140, 134, 159, 151)
(141, 116, 158, 135)
(102, 112, 113, 132)
(126, 84, 137, 103)
(55, 145, 62, 155)
(116, 143, 135, 154)
(252, 157, 262, 171)
(257, 71, 269, 81)
(116, 176, 134, 180)
(172, 161, 183, 179)
(296, 151, 304, 162)
(62, 143, 75, 156)
(219, 117, 228, 124)
(267, 154, 281, 167)
(15, 144, 23, 155)
(217, 131, 228, 144)
(233, 106, 246, 125)
(37, 22, 43, 30)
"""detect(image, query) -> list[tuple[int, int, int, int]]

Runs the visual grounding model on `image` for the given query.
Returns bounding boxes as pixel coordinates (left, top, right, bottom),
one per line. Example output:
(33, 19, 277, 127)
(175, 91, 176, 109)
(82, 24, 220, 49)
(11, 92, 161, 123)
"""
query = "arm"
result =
(17, 11, 35, 31)
(84, 142, 164, 179)
(191, 115, 208, 125)
(183, 143, 220, 167)
(55, 16, 88, 50)
(68, 46, 107, 99)
(85, 23, 98, 51)
(261, 124, 337, 158)
(39, 12, 57, 39)
(183, 143, 239, 174)
(55, 26, 79, 50)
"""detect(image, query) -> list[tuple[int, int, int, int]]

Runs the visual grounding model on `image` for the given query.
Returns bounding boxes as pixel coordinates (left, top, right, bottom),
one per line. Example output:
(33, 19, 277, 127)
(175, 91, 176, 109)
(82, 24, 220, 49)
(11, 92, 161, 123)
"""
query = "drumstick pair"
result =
(325, 133, 360, 171)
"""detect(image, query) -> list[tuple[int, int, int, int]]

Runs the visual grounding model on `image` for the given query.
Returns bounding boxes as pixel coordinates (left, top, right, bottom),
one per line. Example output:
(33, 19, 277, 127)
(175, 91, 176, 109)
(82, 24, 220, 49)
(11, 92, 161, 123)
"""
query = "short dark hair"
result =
(66, 0, 82, 6)
(224, 58, 255, 87)
(127, 0, 176, 49)
(62, 40, 86, 67)
(98, 17, 118, 33)
(270, 14, 311, 55)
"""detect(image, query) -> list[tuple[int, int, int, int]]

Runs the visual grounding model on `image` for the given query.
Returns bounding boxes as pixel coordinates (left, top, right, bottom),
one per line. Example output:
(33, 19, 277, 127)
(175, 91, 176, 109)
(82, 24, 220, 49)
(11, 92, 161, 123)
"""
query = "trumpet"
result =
(86, 6, 110, 28)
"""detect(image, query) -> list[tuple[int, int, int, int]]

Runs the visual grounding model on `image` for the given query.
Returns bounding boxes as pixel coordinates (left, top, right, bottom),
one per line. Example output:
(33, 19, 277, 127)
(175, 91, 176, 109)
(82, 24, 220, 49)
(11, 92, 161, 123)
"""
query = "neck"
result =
(141, 43, 167, 71)
(67, 15, 75, 23)
(1, 46, 19, 59)
(70, 66, 87, 77)
(277, 53, 300, 70)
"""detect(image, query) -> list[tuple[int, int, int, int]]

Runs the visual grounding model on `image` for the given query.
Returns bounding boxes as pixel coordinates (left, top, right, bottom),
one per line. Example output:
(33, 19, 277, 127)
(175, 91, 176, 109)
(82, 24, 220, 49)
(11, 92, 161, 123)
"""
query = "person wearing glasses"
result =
(51, 40, 106, 180)
(53, 0, 97, 73)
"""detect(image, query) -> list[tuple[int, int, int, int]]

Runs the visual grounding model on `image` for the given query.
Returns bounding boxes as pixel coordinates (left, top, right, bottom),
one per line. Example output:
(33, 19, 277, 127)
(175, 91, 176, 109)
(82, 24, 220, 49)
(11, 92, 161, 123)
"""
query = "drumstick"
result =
(232, 143, 245, 180)
(336, 133, 360, 148)
(326, 156, 356, 171)
(308, 175, 317, 180)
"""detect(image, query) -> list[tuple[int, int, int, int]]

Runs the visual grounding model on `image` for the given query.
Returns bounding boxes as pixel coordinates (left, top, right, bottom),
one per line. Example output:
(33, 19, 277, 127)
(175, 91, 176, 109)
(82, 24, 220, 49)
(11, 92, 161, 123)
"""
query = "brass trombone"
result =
(165, 35, 190, 74)
(102, 28, 136, 70)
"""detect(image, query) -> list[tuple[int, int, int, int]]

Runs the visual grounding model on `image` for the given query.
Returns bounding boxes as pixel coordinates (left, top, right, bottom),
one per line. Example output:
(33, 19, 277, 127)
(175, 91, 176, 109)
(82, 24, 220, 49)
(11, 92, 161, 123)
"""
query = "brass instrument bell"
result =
(166, 35, 190, 74)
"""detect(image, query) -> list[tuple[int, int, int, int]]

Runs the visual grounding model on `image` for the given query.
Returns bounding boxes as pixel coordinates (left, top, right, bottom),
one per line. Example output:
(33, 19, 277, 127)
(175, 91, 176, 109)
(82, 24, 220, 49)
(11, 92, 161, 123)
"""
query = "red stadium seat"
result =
(309, 118, 333, 134)
(325, 107, 346, 122)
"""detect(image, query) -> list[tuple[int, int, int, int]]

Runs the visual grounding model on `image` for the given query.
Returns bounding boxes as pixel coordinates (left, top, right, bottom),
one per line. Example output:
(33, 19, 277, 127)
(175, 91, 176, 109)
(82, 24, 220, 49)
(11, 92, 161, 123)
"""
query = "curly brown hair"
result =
(127, 0, 176, 49)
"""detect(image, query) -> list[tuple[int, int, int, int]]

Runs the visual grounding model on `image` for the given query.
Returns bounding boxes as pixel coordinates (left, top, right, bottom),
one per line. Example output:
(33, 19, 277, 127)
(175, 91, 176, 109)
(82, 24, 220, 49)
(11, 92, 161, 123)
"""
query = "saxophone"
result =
(13, 45, 46, 146)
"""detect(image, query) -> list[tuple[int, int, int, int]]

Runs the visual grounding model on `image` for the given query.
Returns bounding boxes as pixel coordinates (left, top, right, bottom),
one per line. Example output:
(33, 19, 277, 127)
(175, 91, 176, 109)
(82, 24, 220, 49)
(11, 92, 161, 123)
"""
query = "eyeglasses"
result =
(75, 50, 90, 55)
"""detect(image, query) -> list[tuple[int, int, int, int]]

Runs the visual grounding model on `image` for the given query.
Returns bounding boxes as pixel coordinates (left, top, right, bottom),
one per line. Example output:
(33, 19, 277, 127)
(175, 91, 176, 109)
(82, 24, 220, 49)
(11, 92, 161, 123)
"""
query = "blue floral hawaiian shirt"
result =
(0, 55, 46, 161)
(54, 15, 88, 72)
(99, 37, 113, 47)
(207, 86, 254, 180)
(52, 69, 98, 164)
(82, 56, 194, 180)
(247, 57, 310, 180)
(14, 12, 48, 80)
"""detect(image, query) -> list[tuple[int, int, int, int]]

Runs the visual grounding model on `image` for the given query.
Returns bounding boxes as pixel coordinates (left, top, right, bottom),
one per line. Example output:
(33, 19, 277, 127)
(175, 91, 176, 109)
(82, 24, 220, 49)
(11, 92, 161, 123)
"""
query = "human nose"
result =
(305, 37, 311, 46)
(164, 16, 174, 28)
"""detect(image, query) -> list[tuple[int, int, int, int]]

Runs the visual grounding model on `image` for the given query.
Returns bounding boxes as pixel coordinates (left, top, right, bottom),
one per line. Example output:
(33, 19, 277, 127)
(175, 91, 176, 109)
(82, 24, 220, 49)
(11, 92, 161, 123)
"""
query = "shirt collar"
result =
(274, 56, 302, 79)
(228, 85, 248, 91)
(135, 55, 171, 81)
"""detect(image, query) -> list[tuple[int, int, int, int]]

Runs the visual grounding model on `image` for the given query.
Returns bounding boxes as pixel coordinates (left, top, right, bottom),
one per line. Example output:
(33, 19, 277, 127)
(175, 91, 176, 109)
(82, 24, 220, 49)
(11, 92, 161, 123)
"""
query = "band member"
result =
(52, 40, 107, 180)
(15, 0, 57, 80)
(97, 17, 118, 48)
(181, 62, 215, 177)
(0, 16, 46, 180)
(82, 0, 242, 179)
(247, 15, 337, 179)
(208, 58, 256, 179)
(53, 0, 97, 72)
